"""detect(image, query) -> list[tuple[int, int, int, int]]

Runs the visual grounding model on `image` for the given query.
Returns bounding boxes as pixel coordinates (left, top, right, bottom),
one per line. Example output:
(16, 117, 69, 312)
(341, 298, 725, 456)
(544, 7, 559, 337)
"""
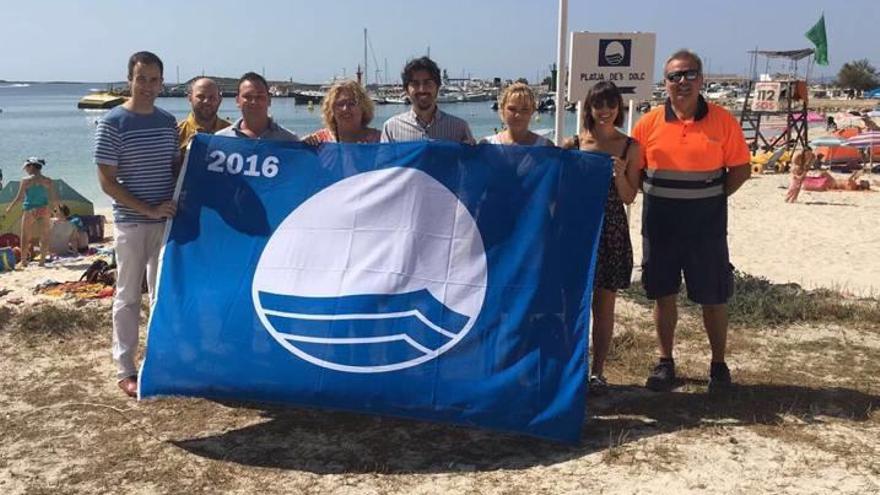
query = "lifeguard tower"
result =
(739, 49, 815, 171)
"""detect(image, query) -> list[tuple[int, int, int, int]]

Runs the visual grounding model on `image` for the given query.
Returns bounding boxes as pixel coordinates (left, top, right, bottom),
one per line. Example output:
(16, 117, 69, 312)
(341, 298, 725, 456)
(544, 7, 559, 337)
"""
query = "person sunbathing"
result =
(49, 205, 88, 256)
(807, 169, 870, 191)
(839, 170, 870, 191)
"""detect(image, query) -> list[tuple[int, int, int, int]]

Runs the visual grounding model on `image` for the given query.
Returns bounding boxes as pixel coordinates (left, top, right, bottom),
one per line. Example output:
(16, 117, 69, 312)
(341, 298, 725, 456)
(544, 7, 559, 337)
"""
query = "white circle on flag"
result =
(252, 167, 488, 373)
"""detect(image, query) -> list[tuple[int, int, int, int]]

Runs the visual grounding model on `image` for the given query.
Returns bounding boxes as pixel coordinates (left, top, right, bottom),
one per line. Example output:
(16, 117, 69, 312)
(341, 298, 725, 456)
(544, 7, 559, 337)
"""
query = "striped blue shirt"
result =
(380, 108, 474, 144)
(95, 106, 178, 224)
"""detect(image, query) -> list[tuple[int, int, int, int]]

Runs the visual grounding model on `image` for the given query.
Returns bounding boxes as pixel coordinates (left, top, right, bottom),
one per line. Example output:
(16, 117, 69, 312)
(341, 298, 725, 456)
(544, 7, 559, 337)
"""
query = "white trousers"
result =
(112, 222, 165, 380)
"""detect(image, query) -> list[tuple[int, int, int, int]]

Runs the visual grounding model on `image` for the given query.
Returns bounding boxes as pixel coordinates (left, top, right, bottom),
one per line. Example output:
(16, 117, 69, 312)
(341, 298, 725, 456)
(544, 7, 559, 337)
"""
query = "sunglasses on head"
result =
(665, 69, 700, 83)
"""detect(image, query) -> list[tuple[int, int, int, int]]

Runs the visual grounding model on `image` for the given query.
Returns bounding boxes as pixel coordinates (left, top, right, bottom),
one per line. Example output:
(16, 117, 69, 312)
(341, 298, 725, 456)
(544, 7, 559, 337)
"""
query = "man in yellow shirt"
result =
(177, 77, 230, 163)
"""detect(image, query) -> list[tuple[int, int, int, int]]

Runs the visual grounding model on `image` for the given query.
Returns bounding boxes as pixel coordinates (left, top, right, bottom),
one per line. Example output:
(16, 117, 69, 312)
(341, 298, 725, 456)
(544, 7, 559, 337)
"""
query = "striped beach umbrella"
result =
(845, 131, 880, 148)
(845, 131, 880, 166)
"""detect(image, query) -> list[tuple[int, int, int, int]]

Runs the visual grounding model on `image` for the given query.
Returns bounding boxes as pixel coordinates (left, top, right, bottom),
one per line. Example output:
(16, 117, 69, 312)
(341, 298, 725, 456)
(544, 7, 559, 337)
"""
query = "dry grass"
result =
(621, 270, 880, 328)
(0, 306, 13, 333)
(8, 302, 108, 345)
(727, 272, 880, 328)
(0, 292, 878, 493)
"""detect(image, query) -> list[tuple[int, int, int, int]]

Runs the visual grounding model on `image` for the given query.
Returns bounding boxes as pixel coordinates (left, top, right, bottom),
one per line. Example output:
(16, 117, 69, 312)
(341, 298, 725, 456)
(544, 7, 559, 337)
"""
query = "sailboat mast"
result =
(364, 28, 368, 87)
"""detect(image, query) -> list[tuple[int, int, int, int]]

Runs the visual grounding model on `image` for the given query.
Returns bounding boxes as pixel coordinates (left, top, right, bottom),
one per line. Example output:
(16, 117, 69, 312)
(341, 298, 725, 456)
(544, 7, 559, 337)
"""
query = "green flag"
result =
(805, 15, 828, 66)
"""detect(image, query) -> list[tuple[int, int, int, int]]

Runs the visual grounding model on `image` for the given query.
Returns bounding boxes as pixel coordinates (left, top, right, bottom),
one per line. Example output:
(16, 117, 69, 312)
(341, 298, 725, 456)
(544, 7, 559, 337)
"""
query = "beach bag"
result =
(79, 259, 115, 285)
(0, 247, 14, 272)
(80, 215, 106, 243)
(803, 175, 833, 192)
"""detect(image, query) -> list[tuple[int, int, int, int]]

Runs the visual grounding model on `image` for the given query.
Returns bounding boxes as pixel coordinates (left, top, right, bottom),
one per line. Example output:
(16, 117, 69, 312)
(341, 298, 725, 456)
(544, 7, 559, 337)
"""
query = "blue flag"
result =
(140, 134, 611, 443)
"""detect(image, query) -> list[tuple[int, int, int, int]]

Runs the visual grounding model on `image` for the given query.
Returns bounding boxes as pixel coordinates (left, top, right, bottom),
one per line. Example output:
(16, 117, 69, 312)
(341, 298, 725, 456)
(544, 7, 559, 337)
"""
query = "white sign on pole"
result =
(751, 82, 782, 112)
(568, 32, 656, 104)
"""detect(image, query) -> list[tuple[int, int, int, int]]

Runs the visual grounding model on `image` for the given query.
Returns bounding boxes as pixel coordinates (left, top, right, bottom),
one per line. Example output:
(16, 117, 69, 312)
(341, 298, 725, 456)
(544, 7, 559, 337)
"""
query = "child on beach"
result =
(785, 148, 813, 203)
(2, 157, 58, 266)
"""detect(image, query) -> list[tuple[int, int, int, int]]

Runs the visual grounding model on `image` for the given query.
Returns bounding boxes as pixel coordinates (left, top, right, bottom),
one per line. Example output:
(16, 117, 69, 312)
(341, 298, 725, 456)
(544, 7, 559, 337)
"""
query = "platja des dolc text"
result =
(579, 72, 647, 82)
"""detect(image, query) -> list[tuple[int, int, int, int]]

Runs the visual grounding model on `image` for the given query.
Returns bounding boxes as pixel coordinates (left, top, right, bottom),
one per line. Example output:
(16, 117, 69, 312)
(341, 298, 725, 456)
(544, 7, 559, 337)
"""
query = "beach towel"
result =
(39, 281, 114, 299)
(803, 175, 833, 192)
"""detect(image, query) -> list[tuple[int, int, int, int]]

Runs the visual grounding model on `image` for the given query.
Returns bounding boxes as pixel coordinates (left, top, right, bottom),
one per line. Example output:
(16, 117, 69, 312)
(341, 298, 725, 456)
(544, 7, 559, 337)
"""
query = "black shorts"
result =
(641, 235, 734, 305)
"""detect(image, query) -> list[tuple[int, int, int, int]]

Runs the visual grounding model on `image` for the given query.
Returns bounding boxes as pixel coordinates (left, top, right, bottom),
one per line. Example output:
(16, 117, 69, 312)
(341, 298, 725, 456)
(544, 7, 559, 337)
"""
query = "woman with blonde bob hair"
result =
(305, 80, 381, 143)
(481, 83, 552, 146)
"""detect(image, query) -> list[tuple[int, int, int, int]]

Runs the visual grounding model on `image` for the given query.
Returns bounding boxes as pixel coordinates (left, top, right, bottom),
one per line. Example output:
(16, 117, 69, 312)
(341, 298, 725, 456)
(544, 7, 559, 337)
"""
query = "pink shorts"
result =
(25, 206, 51, 220)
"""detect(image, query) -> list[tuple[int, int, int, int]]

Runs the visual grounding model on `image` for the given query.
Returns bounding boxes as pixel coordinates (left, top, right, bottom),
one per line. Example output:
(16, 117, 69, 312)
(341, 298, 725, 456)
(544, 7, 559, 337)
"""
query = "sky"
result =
(1, 0, 877, 84)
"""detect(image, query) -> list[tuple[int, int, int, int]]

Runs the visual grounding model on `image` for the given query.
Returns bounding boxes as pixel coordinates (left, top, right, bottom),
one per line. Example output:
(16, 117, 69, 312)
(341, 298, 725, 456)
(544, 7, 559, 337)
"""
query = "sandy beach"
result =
(0, 207, 115, 306)
(2, 151, 879, 494)
(5, 171, 878, 302)
(628, 171, 880, 297)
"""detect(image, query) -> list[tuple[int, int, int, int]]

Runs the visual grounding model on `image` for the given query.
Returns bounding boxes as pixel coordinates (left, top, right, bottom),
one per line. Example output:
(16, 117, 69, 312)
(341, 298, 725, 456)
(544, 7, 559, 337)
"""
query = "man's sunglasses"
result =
(665, 69, 700, 83)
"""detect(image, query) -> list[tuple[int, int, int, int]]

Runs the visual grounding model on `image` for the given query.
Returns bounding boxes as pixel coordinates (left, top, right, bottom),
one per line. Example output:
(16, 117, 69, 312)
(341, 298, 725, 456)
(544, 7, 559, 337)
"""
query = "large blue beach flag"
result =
(140, 134, 611, 443)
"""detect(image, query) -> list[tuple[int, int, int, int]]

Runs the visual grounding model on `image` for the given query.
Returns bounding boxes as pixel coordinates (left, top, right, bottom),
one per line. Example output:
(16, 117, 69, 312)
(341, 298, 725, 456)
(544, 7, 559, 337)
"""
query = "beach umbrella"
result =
(845, 131, 880, 167)
(845, 131, 880, 148)
(809, 135, 847, 147)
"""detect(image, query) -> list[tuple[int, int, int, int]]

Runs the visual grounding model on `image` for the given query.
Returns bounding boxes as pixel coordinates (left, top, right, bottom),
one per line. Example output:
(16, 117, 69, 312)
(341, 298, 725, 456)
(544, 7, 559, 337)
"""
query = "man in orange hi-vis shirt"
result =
(632, 49, 750, 394)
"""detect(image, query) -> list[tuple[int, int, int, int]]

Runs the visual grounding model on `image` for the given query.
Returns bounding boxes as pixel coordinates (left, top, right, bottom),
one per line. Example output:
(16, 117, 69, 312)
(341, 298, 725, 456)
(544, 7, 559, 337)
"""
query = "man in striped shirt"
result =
(381, 57, 474, 144)
(95, 51, 178, 398)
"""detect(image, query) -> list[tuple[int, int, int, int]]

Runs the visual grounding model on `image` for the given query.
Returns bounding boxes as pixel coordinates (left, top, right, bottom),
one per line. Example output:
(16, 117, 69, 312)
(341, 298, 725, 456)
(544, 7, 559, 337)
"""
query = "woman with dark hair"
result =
(563, 81, 642, 395)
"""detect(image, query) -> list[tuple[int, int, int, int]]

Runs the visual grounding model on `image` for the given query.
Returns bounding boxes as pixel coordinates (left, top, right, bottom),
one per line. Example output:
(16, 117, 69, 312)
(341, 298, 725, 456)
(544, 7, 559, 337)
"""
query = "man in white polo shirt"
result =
(95, 51, 178, 398)
(381, 57, 474, 144)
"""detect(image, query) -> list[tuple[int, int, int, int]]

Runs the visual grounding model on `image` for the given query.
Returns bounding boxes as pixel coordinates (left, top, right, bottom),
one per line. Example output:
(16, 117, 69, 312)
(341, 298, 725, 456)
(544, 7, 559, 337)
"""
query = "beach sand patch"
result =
(1, 289, 878, 494)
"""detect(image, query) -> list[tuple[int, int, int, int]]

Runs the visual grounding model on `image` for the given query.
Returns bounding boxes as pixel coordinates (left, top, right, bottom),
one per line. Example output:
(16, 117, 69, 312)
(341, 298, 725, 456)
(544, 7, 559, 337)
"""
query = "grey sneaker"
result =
(646, 359, 677, 392)
(588, 374, 609, 396)
(708, 362, 734, 393)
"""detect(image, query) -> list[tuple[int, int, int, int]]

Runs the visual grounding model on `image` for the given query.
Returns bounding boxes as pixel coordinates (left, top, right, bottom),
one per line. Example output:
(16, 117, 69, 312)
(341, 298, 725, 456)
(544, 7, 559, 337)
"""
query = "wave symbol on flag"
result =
(257, 289, 469, 352)
(252, 167, 488, 373)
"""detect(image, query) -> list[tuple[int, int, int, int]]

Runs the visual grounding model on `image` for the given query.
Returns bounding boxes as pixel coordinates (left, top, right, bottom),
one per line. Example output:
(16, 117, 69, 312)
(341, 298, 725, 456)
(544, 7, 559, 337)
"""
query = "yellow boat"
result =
(77, 92, 127, 109)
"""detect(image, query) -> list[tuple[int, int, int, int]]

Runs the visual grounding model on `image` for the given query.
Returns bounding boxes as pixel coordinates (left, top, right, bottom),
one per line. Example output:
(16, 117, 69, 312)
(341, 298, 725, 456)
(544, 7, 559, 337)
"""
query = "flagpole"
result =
(554, 0, 568, 145)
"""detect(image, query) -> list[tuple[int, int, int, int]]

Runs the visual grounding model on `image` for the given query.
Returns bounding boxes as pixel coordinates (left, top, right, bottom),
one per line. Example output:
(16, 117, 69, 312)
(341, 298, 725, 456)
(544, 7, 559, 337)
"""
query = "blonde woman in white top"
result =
(481, 83, 552, 146)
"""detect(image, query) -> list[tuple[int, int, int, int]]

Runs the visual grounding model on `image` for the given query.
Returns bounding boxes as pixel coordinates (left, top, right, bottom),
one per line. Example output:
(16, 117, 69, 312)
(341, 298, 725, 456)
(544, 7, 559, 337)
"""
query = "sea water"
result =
(0, 82, 591, 207)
